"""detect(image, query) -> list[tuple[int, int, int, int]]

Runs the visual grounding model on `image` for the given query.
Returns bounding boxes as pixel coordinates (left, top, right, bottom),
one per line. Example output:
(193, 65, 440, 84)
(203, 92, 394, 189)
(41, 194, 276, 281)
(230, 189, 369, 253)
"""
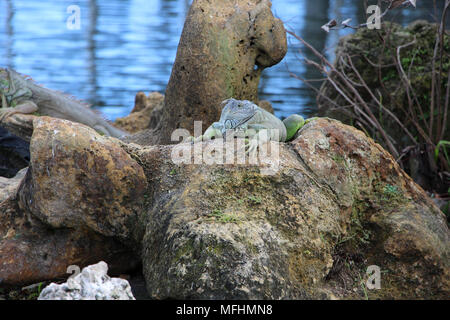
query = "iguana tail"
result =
(283, 114, 305, 141)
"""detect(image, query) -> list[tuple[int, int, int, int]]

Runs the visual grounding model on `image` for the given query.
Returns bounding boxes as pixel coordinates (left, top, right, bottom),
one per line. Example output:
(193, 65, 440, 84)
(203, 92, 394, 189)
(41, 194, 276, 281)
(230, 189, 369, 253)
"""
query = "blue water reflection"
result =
(0, 0, 445, 120)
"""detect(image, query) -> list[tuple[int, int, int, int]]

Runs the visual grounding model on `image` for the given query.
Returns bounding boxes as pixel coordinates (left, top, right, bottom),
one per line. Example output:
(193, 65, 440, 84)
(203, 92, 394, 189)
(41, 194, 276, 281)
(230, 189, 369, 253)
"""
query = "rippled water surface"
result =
(0, 0, 445, 120)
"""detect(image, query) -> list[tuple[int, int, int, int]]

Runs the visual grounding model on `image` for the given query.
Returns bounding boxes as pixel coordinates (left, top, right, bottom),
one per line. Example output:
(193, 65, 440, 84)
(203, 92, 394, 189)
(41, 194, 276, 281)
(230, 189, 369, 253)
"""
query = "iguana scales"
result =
(0, 68, 128, 138)
(190, 98, 314, 156)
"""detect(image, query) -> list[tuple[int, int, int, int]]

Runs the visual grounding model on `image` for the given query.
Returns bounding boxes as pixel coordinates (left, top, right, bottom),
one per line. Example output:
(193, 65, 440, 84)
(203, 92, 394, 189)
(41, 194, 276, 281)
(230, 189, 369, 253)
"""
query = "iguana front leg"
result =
(0, 100, 39, 122)
(239, 124, 276, 158)
(187, 122, 223, 143)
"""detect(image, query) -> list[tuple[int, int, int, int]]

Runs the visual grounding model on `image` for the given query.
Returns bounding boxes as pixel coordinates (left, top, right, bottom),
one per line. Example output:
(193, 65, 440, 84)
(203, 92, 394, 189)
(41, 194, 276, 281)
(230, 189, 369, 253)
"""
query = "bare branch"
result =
(323, 0, 417, 32)
(345, 54, 417, 145)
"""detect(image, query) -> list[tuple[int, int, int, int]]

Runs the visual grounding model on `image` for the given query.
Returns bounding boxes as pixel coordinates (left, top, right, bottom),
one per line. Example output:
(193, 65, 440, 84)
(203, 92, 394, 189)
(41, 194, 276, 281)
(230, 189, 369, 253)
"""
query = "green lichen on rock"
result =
(207, 208, 240, 223)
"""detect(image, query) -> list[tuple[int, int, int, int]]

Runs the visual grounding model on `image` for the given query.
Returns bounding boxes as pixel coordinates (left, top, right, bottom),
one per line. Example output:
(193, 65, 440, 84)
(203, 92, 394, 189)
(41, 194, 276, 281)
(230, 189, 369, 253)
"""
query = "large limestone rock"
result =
(137, 119, 449, 299)
(19, 117, 147, 243)
(38, 261, 135, 300)
(0, 116, 144, 286)
(126, 0, 287, 145)
(0, 196, 140, 287)
(1, 115, 447, 299)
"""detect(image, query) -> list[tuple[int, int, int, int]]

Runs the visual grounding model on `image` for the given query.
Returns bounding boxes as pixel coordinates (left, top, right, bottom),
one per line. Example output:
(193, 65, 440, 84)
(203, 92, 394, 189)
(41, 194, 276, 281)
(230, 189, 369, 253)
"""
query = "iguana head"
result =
(218, 98, 257, 135)
(0, 68, 33, 108)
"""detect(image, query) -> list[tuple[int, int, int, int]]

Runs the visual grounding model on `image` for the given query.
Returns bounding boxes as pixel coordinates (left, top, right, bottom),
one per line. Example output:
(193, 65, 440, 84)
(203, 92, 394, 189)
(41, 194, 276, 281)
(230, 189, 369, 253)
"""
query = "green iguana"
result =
(0, 68, 128, 138)
(189, 98, 314, 155)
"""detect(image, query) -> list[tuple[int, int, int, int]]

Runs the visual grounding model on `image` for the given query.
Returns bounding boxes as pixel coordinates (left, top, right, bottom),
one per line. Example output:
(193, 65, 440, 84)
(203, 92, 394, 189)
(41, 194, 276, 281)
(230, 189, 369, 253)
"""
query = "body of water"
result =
(0, 0, 446, 120)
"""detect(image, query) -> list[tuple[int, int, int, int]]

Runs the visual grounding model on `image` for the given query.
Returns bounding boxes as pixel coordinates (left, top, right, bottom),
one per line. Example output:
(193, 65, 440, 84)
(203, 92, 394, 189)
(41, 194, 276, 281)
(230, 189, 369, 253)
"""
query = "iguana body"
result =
(192, 98, 312, 155)
(0, 68, 128, 138)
